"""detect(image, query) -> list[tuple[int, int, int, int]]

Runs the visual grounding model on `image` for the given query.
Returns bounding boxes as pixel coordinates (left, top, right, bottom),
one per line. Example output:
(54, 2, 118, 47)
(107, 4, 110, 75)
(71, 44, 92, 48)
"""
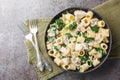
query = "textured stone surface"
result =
(0, 0, 120, 80)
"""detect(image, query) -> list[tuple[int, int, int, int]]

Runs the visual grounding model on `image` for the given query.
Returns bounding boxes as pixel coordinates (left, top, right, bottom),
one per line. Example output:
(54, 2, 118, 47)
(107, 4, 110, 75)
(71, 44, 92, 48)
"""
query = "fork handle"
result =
(33, 33, 44, 71)
(41, 54, 52, 71)
(34, 33, 52, 71)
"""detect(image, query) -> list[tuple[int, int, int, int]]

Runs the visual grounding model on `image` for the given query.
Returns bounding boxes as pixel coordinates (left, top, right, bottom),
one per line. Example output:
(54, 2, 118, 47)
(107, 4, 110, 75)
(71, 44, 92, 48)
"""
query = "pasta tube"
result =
(101, 43, 108, 50)
(92, 58, 100, 67)
(61, 64, 69, 70)
(65, 13, 74, 21)
(98, 20, 105, 27)
(60, 47, 70, 56)
(62, 57, 70, 65)
(94, 52, 102, 59)
(67, 64, 76, 70)
(79, 50, 85, 56)
(80, 63, 89, 72)
(54, 57, 63, 66)
(86, 11, 93, 19)
(81, 18, 90, 26)
(48, 50, 54, 57)
(77, 36, 85, 43)
(56, 37, 64, 44)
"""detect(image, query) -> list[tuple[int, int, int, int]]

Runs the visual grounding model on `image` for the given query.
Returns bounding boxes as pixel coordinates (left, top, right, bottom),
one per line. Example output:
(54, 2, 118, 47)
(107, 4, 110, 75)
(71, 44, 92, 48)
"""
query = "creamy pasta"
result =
(46, 10, 109, 72)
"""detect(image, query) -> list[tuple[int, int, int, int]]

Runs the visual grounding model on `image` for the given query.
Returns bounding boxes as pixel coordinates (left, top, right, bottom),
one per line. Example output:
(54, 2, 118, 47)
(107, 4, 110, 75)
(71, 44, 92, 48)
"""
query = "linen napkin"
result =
(25, 0, 120, 79)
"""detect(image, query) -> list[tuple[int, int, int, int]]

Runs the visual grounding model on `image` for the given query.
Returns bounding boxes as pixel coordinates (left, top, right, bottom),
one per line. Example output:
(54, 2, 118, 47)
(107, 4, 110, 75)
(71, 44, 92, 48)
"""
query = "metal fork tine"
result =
(18, 22, 29, 35)
(31, 20, 33, 28)
(33, 19, 36, 28)
(33, 19, 36, 27)
(35, 19, 38, 28)
(29, 20, 31, 30)
(29, 19, 52, 71)
(32, 20, 35, 27)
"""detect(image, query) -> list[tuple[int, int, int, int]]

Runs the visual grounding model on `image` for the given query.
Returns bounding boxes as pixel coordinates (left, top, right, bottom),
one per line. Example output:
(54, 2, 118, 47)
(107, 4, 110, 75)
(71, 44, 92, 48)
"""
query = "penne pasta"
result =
(46, 9, 109, 72)
(86, 11, 93, 19)
(101, 43, 108, 50)
(79, 50, 85, 56)
(90, 18, 98, 26)
(86, 31, 96, 38)
(61, 64, 69, 70)
(62, 57, 70, 65)
(54, 57, 63, 66)
(92, 58, 100, 67)
(80, 63, 89, 72)
(56, 37, 64, 44)
(67, 64, 76, 70)
(65, 13, 74, 21)
(98, 20, 105, 27)
(77, 36, 85, 43)
(81, 18, 90, 26)
(48, 50, 54, 57)
(60, 47, 70, 56)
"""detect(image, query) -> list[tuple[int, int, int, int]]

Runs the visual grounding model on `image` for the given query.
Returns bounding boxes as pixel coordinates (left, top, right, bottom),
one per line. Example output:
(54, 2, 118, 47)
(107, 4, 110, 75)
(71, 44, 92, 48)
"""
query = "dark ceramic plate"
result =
(44, 7, 112, 73)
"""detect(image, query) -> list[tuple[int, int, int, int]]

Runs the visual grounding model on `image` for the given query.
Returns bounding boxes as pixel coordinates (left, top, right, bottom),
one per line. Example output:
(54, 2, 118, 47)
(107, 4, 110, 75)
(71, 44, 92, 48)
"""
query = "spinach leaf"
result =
(69, 22, 77, 30)
(84, 49, 89, 54)
(47, 37, 55, 43)
(50, 23, 56, 28)
(85, 38, 94, 43)
(88, 60, 93, 67)
(77, 42, 81, 44)
(91, 25, 99, 33)
(54, 46, 61, 53)
(65, 33, 73, 39)
(76, 31, 81, 36)
(55, 19, 65, 30)
(61, 44, 66, 48)
(82, 33, 87, 38)
(73, 41, 76, 43)
(62, 56, 67, 58)
(96, 47, 106, 56)
(79, 55, 88, 63)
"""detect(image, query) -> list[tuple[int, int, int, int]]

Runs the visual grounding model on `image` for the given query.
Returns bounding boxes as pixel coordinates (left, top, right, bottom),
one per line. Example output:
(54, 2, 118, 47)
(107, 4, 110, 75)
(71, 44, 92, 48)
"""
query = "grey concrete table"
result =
(0, 0, 120, 80)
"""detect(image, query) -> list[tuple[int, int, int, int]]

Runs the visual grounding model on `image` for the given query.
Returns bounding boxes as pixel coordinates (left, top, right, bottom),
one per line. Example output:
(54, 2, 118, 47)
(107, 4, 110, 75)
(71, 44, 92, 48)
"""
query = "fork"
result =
(18, 23, 34, 46)
(19, 23, 45, 71)
(29, 20, 45, 71)
(29, 20, 52, 71)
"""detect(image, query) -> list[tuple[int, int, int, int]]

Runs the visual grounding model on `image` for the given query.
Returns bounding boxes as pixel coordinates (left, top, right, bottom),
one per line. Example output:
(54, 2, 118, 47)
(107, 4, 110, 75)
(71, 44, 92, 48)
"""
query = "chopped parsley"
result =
(47, 37, 55, 43)
(79, 55, 88, 63)
(69, 22, 77, 30)
(85, 38, 94, 43)
(55, 19, 65, 30)
(88, 60, 93, 67)
(65, 33, 73, 39)
(76, 31, 81, 36)
(50, 23, 56, 28)
(96, 47, 106, 56)
(54, 46, 61, 53)
(91, 25, 99, 33)
(61, 44, 66, 48)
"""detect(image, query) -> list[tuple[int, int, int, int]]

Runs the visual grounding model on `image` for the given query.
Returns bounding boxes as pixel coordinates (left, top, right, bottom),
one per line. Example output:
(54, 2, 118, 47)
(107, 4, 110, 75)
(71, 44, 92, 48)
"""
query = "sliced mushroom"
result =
(98, 20, 105, 27)
(81, 18, 90, 27)
(90, 18, 98, 26)
(74, 10, 87, 22)
(71, 56, 81, 66)
(48, 32, 55, 37)
(63, 35, 69, 45)
(62, 57, 70, 65)
(95, 33, 103, 43)
(56, 37, 64, 44)
(60, 47, 70, 56)
(75, 43, 83, 51)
